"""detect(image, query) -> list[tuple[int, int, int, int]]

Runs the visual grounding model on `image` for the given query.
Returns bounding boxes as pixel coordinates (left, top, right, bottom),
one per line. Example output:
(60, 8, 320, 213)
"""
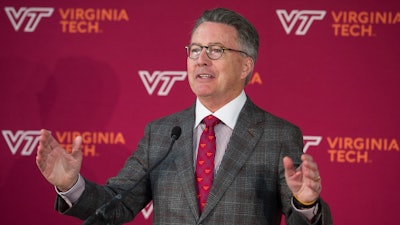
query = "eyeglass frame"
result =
(185, 44, 250, 60)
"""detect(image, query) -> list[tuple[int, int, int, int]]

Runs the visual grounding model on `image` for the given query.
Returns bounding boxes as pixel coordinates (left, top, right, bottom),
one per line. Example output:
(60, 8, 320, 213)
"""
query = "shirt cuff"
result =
(291, 197, 319, 221)
(55, 174, 85, 207)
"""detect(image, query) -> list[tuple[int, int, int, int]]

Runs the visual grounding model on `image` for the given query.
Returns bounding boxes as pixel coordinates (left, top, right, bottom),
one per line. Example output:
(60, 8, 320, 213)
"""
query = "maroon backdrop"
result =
(1, 1, 399, 224)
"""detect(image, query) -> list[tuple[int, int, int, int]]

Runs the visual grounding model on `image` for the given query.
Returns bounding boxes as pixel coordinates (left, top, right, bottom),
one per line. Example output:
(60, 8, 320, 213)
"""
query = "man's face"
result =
(187, 22, 252, 110)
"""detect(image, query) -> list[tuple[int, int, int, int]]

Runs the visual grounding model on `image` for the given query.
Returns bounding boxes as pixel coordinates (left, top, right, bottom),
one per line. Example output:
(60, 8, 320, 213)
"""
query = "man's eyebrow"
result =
(189, 42, 225, 46)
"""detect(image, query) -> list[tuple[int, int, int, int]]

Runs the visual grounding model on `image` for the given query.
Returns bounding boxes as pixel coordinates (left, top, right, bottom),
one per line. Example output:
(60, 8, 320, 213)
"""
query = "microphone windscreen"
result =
(171, 126, 182, 140)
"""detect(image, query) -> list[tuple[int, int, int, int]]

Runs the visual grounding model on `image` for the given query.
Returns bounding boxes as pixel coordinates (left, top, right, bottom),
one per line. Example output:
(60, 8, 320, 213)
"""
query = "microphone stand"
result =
(83, 127, 181, 225)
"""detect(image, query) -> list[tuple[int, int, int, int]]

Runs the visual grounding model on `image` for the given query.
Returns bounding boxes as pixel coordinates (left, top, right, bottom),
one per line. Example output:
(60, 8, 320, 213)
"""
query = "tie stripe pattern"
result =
(195, 115, 220, 212)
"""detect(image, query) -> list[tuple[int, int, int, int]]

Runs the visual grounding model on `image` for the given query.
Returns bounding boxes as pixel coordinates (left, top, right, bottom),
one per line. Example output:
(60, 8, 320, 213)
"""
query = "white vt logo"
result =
(276, 10, 326, 35)
(4, 7, 54, 32)
(141, 202, 153, 220)
(2, 130, 41, 156)
(303, 136, 323, 153)
(139, 70, 187, 96)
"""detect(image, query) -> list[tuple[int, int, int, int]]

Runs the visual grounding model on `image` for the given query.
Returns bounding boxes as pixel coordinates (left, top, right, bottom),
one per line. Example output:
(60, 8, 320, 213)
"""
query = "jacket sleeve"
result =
(54, 123, 155, 224)
(278, 124, 333, 225)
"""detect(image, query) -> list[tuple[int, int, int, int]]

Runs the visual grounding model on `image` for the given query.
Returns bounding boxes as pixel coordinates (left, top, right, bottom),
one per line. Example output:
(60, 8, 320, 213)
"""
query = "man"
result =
(36, 8, 332, 225)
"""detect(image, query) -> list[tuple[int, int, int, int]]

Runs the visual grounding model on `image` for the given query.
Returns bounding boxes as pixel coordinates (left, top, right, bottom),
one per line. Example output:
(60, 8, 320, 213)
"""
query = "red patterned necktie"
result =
(195, 115, 220, 212)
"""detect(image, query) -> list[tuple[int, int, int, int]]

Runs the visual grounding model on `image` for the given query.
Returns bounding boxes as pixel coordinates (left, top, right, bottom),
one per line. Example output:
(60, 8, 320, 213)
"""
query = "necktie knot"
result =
(203, 115, 220, 127)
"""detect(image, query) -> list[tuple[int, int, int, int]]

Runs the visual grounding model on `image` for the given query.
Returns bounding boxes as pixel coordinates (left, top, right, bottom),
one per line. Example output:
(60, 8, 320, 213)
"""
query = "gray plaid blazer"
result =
(57, 98, 332, 225)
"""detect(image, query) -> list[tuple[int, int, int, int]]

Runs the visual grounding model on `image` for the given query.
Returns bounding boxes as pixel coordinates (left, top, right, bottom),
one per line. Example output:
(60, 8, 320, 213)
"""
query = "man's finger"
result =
(71, 136, 83, 155)
(283, 156, 296, 177)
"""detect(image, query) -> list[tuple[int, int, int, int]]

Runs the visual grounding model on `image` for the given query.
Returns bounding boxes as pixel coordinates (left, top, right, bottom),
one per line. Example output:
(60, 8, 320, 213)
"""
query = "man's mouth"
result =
(197, 74, 213, 78)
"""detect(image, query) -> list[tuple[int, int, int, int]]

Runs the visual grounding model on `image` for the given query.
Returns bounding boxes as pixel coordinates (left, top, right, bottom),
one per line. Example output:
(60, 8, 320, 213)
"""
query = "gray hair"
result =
(191, 8, 259, 64)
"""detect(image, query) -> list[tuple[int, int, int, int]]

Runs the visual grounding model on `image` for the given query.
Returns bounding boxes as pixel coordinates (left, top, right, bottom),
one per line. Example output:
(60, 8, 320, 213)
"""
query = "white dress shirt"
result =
(193, 90, 247, 175)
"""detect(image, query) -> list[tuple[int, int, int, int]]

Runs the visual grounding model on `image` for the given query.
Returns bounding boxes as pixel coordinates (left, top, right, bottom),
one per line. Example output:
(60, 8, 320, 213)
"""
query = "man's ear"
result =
(241, 57, 254, 79)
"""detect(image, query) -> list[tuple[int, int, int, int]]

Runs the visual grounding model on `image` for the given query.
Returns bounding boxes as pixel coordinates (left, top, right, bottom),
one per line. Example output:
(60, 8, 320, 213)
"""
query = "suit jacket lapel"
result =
(200, 99, 265, 219)
(173, 106, 201, 219)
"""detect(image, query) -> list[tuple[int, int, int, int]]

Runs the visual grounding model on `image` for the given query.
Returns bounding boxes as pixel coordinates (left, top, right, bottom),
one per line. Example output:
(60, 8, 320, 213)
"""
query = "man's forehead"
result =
(191, 22, 239, 44)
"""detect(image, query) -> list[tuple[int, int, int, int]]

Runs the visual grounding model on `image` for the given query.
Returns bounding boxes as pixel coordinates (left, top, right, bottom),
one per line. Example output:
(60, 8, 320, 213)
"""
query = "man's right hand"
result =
(36, 129, 83, 192)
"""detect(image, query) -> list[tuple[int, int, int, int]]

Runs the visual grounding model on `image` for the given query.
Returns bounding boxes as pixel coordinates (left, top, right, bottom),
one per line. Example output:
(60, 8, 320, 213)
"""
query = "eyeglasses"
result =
(185, 44, 249, 60)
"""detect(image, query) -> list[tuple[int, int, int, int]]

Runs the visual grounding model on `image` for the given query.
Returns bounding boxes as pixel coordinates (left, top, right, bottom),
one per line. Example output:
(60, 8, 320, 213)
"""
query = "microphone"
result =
(170, 126, 182, 140)
(83, 126, 182, 225)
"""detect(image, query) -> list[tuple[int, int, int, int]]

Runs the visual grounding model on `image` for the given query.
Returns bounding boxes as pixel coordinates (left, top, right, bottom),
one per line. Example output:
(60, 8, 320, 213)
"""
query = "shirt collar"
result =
(195, 90, 247, 129)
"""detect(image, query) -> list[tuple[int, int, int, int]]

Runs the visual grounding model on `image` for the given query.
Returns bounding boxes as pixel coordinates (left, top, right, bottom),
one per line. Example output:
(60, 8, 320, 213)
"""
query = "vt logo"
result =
(303, 136, 323, 153)
(2, 130, 41, 156)
(139, 70, 187, 96)
(276, 10, 326, 35)
(4, 7, 54, 32)
(141, 202, 153, 220)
